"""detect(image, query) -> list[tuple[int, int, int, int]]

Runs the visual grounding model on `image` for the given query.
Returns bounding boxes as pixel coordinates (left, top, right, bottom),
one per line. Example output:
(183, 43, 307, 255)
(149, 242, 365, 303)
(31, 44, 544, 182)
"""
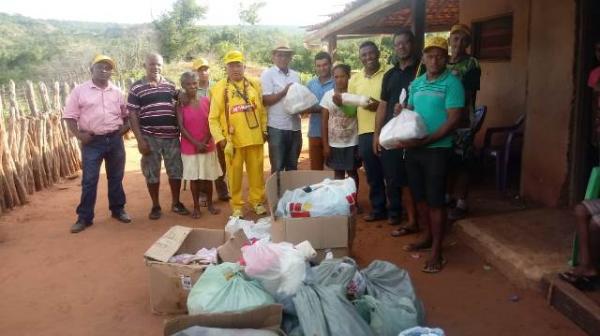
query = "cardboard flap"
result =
(144, 226, 193, 262)
(217, 229, 249, 263)
(163, 304, 284, 336)
(272, 216, 349, 249)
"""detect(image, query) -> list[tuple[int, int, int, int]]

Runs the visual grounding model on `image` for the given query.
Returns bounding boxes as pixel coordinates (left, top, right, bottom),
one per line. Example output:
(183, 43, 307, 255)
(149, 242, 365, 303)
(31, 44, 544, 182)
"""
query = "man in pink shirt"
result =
(63, 55, 130, 233)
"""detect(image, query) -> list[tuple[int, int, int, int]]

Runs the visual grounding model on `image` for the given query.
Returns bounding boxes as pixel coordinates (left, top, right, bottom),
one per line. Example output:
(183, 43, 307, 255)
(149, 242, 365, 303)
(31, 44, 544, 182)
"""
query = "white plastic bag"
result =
(283, 83, 318, 115)
(275, 178, 357, 218)
(341, 93, 370, 107)
(225, 216, 272, 241)
(242, 241, 306, 298)
(379, 109, 428, 150)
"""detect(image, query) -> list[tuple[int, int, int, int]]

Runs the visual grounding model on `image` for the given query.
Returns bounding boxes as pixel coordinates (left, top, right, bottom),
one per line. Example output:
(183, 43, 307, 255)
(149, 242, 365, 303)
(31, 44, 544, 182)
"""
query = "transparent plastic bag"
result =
(283, 83, 318, 115)
(379, 109, 428, 150)
(242, 241, 306, 298)
(275, 178, 357, 218)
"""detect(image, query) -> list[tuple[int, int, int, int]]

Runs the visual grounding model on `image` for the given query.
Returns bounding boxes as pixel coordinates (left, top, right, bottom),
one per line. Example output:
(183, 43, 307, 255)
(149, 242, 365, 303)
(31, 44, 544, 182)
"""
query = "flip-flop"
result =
(391, 226, 420, 237)
(422, 258, 447, 273)
(402, 241, 432, 252)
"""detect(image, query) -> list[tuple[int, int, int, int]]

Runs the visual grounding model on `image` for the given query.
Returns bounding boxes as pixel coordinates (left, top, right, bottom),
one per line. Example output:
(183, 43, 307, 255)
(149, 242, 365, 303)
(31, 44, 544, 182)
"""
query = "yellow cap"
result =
(192, 57, 209, 70)
(450, 24, 472, 37)
(223, 50, 245, 64)
(91, 54, 116, 69)
(423, 36, 448, 52)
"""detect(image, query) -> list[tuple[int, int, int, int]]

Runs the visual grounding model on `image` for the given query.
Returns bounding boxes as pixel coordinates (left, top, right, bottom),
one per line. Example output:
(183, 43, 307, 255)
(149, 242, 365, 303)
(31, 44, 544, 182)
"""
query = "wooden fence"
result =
(0, 80, 82, 214)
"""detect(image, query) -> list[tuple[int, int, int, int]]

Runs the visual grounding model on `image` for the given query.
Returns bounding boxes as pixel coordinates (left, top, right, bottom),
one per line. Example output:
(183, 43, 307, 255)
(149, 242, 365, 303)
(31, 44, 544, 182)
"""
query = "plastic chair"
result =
(481, 114, 525, 191)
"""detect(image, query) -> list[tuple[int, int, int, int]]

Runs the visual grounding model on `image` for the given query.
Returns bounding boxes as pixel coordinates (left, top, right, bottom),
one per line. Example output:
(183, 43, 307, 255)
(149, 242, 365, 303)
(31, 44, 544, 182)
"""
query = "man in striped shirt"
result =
(128, 53, 190, 220)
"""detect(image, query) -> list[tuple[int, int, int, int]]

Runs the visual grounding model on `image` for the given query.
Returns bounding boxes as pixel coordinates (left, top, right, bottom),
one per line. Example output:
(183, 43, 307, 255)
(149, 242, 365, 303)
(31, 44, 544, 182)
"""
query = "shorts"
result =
(326, 146, 360, 171)
(582, 199, 600, 226)
(141, 135, 183, 183)
(381, 148, 408, 187)
(182, 151, 223, 181)
(405, 147, 451, 207)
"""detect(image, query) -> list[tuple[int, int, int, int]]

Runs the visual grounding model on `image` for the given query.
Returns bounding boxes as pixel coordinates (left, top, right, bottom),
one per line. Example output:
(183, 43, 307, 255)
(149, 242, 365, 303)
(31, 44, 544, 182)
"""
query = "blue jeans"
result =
(268, 127, 302, 173)
(358, 133, 387, 216)
(77, 132, 126, 224)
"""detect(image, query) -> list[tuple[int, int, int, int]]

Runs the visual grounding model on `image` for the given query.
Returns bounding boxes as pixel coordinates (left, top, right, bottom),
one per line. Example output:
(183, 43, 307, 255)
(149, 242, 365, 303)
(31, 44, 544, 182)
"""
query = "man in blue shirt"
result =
(306, 51, 334, 170)
(397, 36, 465, 273)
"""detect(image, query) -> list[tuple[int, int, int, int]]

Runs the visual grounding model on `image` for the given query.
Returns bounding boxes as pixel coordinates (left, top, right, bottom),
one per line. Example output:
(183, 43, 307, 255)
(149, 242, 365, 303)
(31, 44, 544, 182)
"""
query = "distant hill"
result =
(0, 12, 314, 85)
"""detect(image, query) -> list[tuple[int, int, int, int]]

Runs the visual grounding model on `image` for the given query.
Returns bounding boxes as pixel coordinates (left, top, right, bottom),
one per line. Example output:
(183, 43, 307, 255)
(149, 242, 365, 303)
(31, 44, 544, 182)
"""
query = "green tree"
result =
(239, 1, 266, 25)
(153, 0, 207, 62)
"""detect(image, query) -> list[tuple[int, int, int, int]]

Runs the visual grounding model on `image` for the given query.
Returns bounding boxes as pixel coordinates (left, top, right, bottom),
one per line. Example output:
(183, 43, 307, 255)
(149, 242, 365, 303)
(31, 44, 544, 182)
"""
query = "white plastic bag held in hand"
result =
(283, 83, 318, 115)
(341, 93, 370, 107)
(379, 109, 428, 150)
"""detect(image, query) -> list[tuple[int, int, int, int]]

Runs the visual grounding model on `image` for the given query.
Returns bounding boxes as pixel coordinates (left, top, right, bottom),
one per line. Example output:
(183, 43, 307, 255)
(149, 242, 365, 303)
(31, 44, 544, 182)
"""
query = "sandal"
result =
(402, 240, 432, 252)
(391, 225, 420, 237)
(148, 206, 162, 220)
(172, 202, 191, 216)
(422, 258, 447, 273)
(558, 271, 598, 291)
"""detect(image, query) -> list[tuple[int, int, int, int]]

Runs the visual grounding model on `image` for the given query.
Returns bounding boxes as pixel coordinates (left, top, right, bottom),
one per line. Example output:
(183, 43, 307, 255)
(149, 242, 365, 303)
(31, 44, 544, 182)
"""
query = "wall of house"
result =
(520, 0, 575, 206)
(459, 0, 530, 145)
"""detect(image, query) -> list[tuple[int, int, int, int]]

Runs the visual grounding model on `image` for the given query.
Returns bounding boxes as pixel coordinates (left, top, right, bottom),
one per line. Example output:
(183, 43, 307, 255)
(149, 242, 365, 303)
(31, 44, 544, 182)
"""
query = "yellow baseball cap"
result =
(91, 54, 116, 69)
(192, 57, 209, 70)
(450, 24, 472, 37)
(223, 50, 245, 64)
(423, 36, 449, 52)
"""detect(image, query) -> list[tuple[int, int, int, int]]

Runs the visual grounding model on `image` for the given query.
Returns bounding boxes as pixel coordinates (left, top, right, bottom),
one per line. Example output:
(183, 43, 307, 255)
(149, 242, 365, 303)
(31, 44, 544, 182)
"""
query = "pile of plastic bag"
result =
(283, 83, 318, 115)
(275, 178, 357, 218)
(379, 109, 428, 150)
(184, 239, 435, 336)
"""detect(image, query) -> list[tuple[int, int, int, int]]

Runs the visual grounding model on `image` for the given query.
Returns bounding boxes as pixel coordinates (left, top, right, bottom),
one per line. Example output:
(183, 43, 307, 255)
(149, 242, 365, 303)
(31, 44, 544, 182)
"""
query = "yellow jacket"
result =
(209, 77, 267, 148)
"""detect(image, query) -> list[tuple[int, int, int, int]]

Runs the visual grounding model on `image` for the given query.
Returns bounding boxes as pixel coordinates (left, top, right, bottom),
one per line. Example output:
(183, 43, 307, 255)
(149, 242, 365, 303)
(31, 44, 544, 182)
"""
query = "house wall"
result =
(521, 0, 575, 206)
(460, 0, 576, 206)
(459, 0, 530, 144)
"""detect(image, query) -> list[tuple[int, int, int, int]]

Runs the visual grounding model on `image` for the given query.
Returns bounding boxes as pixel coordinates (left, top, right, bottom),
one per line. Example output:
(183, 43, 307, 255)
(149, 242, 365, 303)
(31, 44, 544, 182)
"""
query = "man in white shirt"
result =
(261, 45, 302, 173)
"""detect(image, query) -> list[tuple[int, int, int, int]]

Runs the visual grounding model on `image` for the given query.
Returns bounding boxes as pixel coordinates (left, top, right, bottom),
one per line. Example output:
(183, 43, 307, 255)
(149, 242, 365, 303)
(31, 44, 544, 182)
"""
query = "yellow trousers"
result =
(226, 144, 265, 211)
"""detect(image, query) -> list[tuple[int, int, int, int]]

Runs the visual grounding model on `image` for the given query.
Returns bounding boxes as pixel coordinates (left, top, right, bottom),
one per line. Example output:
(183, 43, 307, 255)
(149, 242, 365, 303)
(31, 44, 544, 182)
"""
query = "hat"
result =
(223, 50, 245, 64)
(192, 57, 209, 70)
(92, 54, 116, 69)
(450, 24, 472, 37)
(423, 36, 448, 52)
(272, 45, 294, 54)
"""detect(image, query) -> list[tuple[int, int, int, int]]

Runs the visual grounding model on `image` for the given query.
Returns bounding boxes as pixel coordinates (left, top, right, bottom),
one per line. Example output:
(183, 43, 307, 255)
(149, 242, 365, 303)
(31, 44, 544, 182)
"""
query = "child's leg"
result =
(190, 180, 201, 218)
(202, 179, 220, 215)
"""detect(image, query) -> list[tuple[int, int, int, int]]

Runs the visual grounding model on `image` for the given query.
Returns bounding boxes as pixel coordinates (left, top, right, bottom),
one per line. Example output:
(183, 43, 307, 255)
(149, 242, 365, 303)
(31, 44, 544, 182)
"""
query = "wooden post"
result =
(53, 81, 61, 111)
(327, 35, 338, 60)
(411, 0, 426, 53)
(8, 80, 19, 119)
(38, 82, 51, 113)
(25, 80, 39, 116)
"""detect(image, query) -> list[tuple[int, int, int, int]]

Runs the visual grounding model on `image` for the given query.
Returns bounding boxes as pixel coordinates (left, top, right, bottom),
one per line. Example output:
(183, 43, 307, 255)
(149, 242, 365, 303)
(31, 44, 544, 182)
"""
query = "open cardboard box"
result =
(163, 304, 284, 336)
(144, 226, 248, 315)
(265, 170, 355, 259)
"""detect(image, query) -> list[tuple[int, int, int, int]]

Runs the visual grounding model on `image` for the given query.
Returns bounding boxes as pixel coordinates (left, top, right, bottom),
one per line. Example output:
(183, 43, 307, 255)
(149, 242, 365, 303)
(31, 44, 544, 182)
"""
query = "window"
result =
(473, 14, 513, 61)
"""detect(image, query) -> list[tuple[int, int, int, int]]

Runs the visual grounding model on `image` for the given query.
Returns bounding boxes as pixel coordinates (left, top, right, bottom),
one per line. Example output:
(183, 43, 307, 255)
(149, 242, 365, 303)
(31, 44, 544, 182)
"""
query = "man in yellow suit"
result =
(209, 51, 267, 218)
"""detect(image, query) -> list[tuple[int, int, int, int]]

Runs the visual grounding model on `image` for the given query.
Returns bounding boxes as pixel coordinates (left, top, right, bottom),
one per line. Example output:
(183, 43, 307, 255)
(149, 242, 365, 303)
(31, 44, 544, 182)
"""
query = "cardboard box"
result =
(163, 304, 284, 336)
(144, 226, 248, 315)
(265, 170, 355, 258)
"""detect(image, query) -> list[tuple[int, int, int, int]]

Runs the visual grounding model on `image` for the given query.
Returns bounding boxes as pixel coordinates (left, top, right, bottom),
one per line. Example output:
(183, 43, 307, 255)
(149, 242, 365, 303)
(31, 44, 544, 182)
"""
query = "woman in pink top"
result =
(177, 72, 222, 218)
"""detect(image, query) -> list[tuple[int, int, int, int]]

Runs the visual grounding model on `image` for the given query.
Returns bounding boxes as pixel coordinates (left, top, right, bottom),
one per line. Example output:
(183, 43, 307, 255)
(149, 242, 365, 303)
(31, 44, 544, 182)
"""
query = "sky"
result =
(0, 0, 353, 26)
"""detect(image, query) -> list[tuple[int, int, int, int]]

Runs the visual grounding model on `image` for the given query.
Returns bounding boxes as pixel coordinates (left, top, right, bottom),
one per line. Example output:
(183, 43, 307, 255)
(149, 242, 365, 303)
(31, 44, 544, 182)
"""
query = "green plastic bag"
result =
(340, 104, 358, 117)
(353, 295, 419, 336)
(187, 262, 274, 315)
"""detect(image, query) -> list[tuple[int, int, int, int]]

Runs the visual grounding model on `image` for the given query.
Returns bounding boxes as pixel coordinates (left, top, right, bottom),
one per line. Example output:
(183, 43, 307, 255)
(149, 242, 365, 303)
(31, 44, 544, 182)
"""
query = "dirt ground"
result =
(0, 138, 585, 336)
